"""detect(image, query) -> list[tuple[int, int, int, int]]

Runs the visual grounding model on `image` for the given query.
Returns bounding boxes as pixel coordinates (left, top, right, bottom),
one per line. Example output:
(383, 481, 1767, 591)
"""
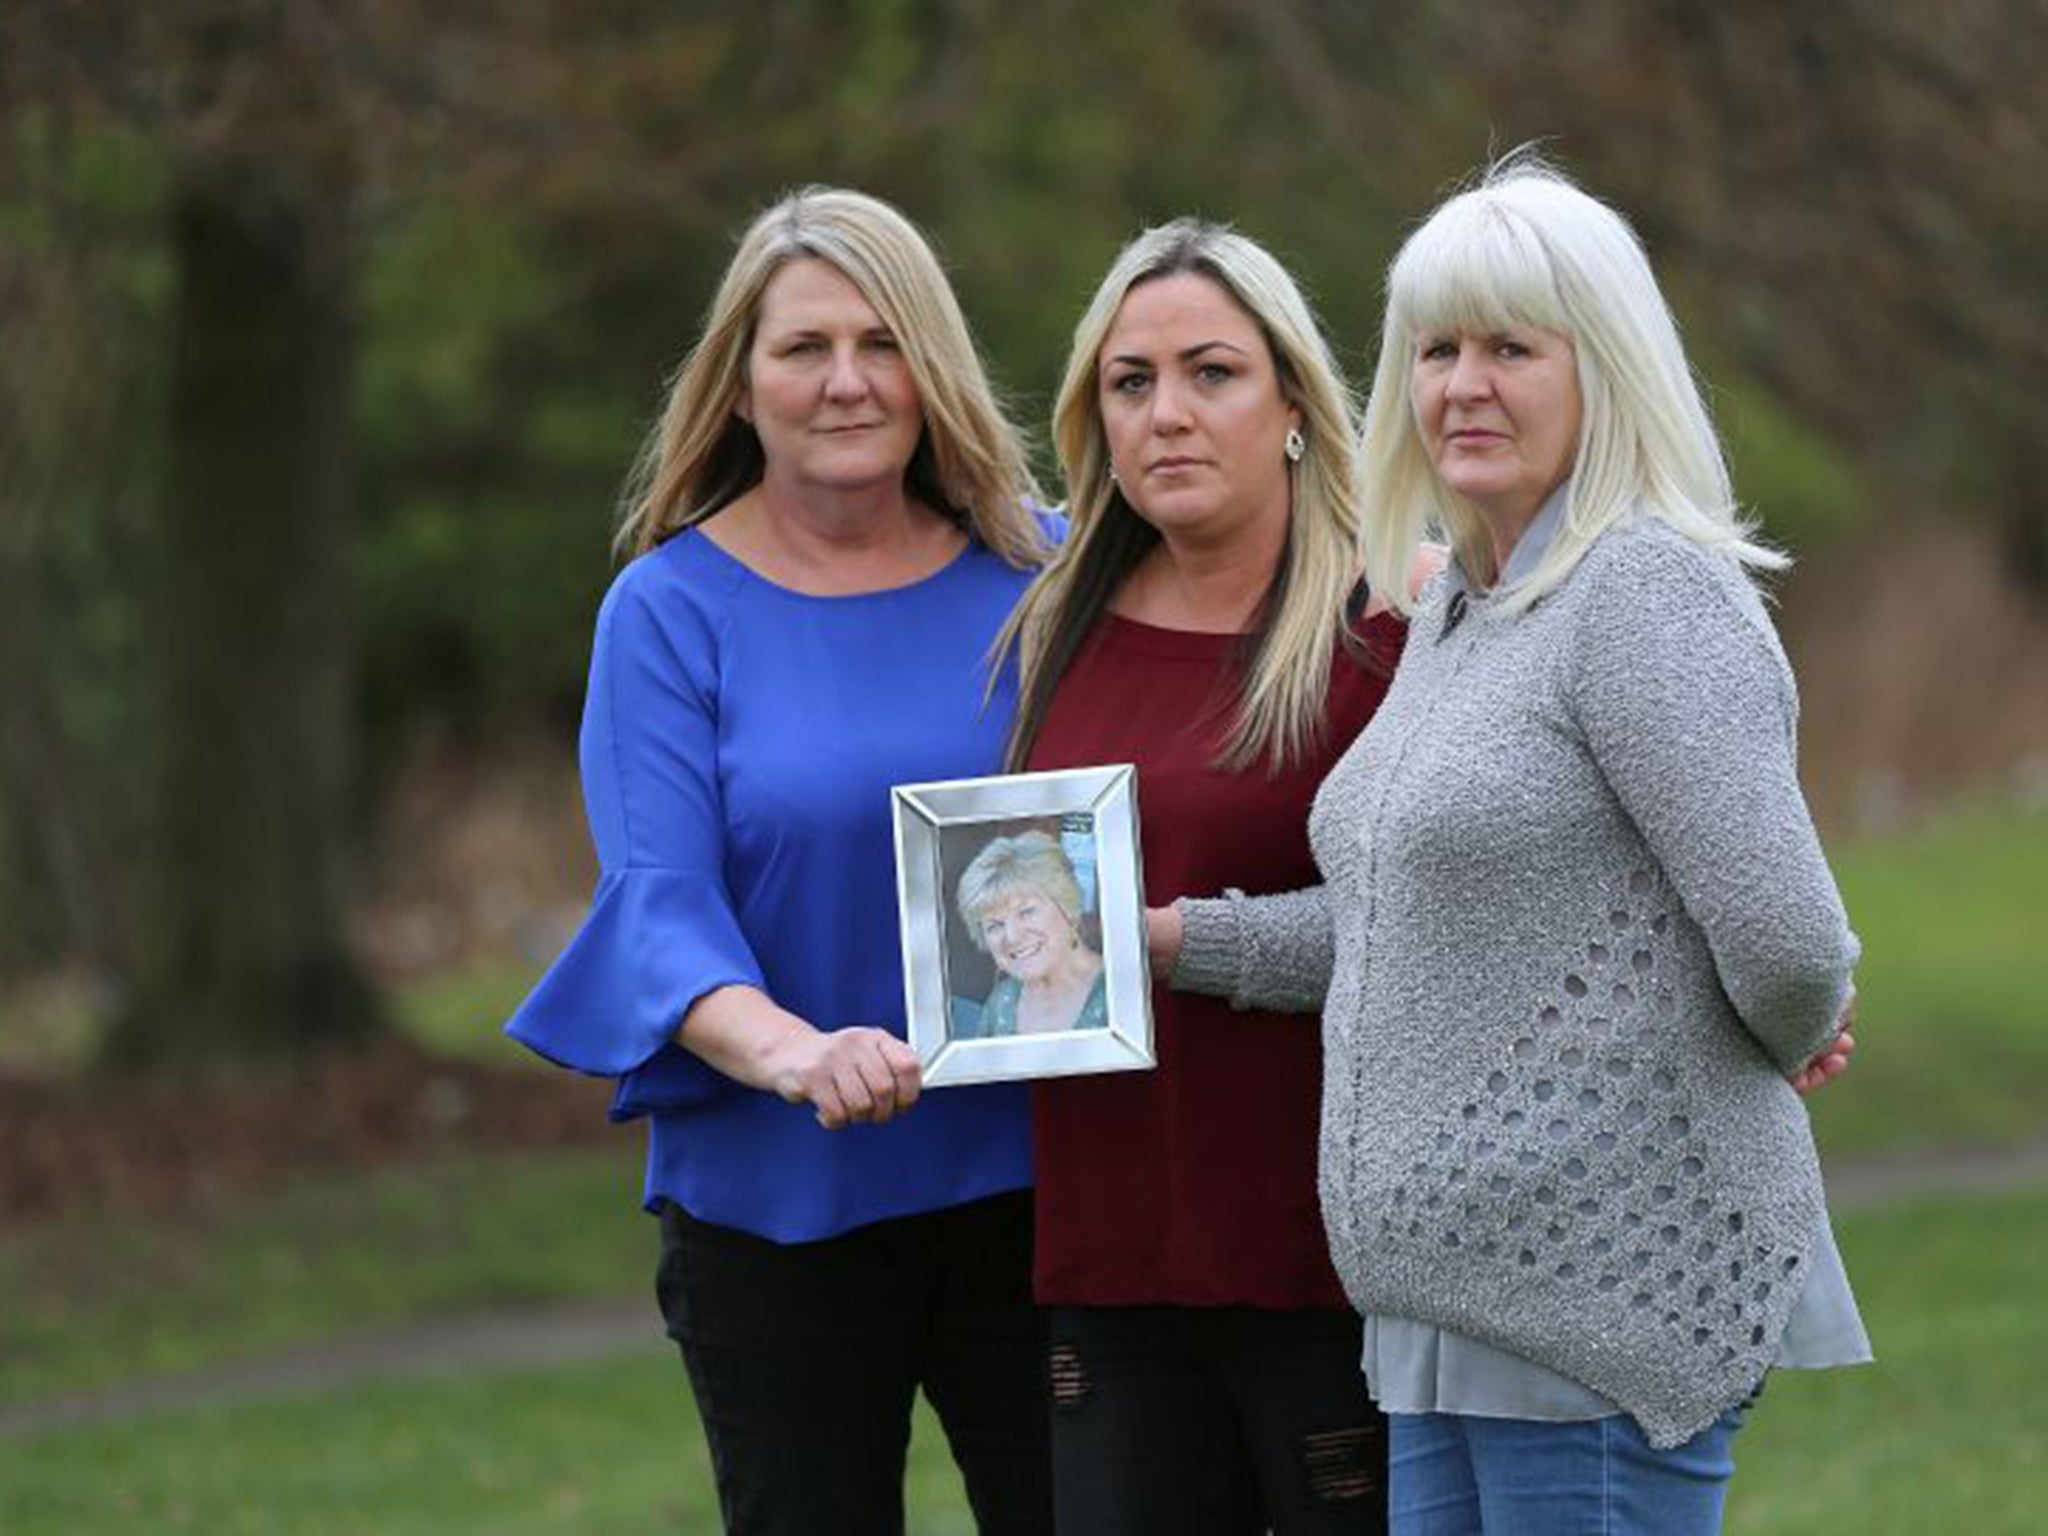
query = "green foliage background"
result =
(2, 3, 2043, 1025)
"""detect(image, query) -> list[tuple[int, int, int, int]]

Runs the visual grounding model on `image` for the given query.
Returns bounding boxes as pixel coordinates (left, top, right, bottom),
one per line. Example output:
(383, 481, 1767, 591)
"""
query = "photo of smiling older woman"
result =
(951, 828, 1109, 1040)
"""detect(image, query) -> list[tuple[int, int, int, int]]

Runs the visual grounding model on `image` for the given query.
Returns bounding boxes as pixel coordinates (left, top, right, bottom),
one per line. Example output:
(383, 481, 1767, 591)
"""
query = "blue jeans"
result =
(1387, 1407, 1744, 1535)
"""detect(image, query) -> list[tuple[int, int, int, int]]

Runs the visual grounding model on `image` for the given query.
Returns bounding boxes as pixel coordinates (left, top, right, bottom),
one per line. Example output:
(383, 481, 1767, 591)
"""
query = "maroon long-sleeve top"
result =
(1027, 608, 1406, 1309)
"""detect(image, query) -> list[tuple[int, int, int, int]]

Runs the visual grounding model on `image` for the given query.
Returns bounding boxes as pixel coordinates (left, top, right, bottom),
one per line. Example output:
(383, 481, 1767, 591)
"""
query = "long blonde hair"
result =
(615, 186, 1047, 566)
(1359, 152, 1784, 615)
(1000, 220, 1365, 773)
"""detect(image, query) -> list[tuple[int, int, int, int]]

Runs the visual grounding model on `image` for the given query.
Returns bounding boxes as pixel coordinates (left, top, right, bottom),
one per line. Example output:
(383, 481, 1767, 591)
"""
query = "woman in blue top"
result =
(508, 187, 1055, 1536)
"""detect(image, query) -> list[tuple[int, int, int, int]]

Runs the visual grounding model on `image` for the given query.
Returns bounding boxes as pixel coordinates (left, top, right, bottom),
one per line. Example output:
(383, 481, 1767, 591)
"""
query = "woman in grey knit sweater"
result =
(1160, 159, 1868, 1532)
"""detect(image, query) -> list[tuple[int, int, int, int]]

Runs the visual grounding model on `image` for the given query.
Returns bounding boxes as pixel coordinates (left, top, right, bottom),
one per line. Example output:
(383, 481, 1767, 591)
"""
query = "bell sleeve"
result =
(506, 565, 764, 1105)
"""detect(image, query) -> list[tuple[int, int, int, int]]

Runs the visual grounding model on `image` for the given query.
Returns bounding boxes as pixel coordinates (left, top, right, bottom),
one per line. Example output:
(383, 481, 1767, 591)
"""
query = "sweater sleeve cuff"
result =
(1170, 891, 1247, 1005)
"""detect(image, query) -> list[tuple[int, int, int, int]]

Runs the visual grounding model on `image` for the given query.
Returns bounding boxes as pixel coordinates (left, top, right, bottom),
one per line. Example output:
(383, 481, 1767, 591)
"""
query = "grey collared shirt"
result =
(1363, 1211, 1871, 1421)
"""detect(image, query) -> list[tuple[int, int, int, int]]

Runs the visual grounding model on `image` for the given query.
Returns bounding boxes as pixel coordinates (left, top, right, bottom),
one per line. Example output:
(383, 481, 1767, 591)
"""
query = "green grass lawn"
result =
(1727, 1184, 2048, 1534)
(0, 1146, 642, 1408)
(6, 798, 2033, 1411)
(0, 796, 2040, 1531)
(0, 1354, 977, 1535)
(1807, 798, 2048, 1159)
(3, 1184, 2041, 1535)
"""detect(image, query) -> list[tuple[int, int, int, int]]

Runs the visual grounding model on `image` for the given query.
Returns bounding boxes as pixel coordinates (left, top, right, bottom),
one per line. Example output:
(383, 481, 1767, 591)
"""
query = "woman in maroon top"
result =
(998, 221, 1405, 1533)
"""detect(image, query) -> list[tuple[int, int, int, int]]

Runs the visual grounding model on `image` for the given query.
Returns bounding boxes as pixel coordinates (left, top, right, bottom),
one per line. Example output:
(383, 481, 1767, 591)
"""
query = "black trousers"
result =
(656, 1190, 1051, 1536)
(1047, 1304, 1388, 1536)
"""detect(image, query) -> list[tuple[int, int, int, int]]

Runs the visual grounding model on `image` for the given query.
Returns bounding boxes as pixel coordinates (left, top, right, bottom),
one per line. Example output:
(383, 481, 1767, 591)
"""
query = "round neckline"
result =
(1099, 607, 1403, 659)
(683, 524, 976, 603)
(1097, 610, 1248, 659)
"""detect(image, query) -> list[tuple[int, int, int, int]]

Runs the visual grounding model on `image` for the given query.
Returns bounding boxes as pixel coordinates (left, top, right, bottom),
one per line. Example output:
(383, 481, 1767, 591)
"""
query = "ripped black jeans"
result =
(1047, 1305, 1388, 1535)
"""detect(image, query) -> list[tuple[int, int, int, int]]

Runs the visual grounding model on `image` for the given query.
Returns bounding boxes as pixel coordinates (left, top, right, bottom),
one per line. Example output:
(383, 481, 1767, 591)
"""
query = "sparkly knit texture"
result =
(1173, 517, 1859, 1448)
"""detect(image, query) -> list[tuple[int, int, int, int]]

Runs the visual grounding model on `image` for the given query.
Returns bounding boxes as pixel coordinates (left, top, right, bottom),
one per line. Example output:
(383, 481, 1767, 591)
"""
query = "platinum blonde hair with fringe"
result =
(955, 831, 1087, 950)
(616, 186, 1047, 566)
(1358, 152, 1785, 616)
(1001, 219, 1364, 773)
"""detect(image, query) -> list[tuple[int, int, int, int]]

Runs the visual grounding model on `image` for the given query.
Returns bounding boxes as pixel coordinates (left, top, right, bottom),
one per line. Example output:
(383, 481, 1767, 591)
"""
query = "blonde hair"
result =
(1358, 150, 1786, 615)
(1000, 220, 1365, 773)
(956, 831, 1085, 948)
(615, 186, 1048, 566)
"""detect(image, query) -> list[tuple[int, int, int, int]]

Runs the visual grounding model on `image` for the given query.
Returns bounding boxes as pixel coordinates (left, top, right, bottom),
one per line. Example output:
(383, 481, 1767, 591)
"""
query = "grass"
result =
(3, 1185, 2041, 1535)
(1807, 798, 2048, 1159)
(0, 797, 2040, 1529)
(0, 1357, 977, 1535)
(0, 1146, 642, 1408)
(1727, 1184, 2048, 1534)
(0, 1356, 720, 1536)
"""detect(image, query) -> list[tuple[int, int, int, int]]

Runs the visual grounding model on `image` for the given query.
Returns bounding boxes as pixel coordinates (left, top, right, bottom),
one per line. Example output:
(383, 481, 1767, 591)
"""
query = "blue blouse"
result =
(506, 527, 1040, 1242)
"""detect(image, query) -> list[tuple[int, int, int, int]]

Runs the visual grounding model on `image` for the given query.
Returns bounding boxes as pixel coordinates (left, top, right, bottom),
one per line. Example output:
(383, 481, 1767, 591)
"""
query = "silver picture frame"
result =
(892, 764, 1155, 1087)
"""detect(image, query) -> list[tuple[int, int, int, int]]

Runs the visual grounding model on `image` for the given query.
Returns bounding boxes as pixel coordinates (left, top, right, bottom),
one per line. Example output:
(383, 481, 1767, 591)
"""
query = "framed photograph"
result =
(892, 764, 1155, 1087)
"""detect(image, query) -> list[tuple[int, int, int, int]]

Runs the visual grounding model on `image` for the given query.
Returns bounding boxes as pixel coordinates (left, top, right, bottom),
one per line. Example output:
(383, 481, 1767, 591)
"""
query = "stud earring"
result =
(1284, 427, 1305, 464)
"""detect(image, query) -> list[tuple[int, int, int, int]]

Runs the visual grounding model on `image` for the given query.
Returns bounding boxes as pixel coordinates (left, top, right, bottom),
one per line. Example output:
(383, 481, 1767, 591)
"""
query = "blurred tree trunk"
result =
(0, 552, 132, 982)
(106, 36, 379, 1067)
(0, 190, 139, 992)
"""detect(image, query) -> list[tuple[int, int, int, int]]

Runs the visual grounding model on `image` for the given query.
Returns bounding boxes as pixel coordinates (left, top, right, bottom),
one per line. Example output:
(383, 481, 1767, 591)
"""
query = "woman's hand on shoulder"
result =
(1358, 542, 1449, 619)
(1408, 541, 1450, 601)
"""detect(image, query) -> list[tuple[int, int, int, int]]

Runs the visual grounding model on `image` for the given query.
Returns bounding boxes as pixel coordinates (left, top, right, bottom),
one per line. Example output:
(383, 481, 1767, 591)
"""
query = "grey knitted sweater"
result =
(1174, 515, 1858, 1449)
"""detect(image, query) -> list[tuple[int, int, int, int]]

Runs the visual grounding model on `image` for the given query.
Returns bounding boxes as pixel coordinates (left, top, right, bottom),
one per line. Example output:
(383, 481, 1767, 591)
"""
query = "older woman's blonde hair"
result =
(1358, 151, 1785, 615)
(615, 186, 1048, 565)
(999, 219, 1365, 773)
(955, 831, 1086, 950)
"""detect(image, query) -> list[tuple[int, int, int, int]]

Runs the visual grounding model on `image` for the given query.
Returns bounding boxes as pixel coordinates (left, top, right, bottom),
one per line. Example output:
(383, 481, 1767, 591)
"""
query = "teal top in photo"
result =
(953, 971, 1110, 1039)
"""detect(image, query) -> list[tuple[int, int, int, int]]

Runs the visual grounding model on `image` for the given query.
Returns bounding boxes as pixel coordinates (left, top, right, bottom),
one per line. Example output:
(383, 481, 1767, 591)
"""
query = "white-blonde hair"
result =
(616, 186, 1048, 566)
(1000, 219, 1365, 773)
(1358, 151, 1785, 615)
(955, 831, 1085, 949)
